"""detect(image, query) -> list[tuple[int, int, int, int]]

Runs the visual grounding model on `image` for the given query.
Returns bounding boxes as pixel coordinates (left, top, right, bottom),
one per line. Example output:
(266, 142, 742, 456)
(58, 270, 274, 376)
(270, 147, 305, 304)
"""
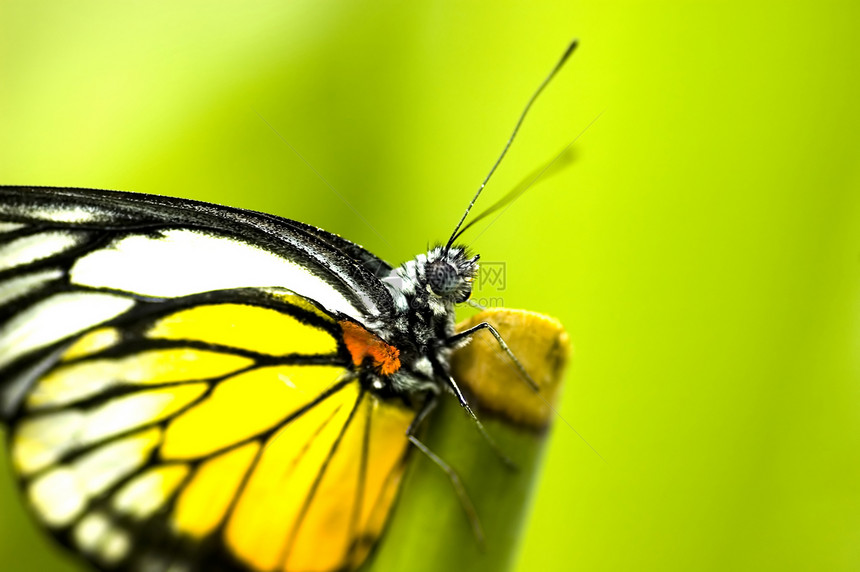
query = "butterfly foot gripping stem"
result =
(446, 321, 539, 392)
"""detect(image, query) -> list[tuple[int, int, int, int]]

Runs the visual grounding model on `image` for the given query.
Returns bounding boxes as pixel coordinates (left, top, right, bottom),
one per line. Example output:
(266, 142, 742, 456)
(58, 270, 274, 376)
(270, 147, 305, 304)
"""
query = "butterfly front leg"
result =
(445, 321, 539, 391)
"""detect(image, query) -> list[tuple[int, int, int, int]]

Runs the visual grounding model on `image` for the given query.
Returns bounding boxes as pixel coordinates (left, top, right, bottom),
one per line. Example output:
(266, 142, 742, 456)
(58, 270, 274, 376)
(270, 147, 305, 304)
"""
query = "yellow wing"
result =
(8, 291, 414, 572)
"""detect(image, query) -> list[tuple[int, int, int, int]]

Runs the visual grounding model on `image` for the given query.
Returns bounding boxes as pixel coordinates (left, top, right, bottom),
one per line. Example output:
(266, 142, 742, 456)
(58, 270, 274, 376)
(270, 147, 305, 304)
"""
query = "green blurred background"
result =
(1, 1, 858, 571)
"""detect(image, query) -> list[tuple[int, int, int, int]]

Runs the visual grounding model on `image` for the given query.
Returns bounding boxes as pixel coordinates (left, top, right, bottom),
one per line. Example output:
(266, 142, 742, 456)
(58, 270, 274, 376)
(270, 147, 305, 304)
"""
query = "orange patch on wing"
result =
(339, 321, 401, 375)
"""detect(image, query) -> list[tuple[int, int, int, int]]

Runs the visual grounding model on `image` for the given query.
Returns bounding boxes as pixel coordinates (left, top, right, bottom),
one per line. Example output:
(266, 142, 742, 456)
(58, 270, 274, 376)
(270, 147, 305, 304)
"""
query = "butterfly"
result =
(0, 41, 577, 572)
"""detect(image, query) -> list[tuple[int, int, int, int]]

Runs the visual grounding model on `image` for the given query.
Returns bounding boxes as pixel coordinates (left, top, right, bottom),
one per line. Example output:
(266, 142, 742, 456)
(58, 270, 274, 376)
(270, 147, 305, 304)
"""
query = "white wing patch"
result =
(27, 349, 251, 410)
(70, 228, 363, 319)
(0, 222, 25, 233)
(14, 385, 206, 475)
(27, 428, 161, 526)
(79, 385, 206, 446)
(0, 202, 107, 224)
(28, 467, 88, 526)
(0, 292, 134, 370)
(72, 511, 134, 565)
(112, 466, 189, 519)
(0, 230, 90, 272)
(73, 512, 112, 553)
(13, 410, 85, 475)
(98, 529, 132, 565)
(0, 269, 63, 307)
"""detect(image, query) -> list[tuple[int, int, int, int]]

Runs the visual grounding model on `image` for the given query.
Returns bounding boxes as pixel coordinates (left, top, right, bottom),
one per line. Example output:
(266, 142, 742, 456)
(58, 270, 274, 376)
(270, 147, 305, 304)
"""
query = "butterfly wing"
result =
(0, 187, 414, 571)
(0, 186, 396, 416)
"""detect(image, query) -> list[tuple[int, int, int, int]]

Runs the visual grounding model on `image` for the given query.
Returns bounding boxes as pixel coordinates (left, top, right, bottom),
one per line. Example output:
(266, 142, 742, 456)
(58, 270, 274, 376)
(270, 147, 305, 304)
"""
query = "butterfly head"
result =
(423, 246, 478, 304)
(385, 246, 478, 314)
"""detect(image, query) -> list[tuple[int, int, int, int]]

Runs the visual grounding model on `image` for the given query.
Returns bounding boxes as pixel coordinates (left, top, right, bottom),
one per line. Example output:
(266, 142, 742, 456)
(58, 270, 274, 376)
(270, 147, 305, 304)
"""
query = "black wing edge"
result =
(0, 185, 397, 315)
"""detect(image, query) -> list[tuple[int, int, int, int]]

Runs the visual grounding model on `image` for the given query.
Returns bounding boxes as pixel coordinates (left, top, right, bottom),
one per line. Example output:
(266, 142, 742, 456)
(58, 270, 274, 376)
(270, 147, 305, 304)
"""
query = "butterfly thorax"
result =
(370, 246, 478, 395)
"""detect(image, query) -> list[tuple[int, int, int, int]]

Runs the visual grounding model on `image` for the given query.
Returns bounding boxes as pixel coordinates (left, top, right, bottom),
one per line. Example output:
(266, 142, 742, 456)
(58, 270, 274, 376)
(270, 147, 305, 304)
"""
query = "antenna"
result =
(445, 39, 578, 250)
(450, 146, 576, 244)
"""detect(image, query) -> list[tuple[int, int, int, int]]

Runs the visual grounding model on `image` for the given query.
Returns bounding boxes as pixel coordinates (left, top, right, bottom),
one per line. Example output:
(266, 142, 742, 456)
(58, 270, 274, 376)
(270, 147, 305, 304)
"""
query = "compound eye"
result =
(427, 261, 461, 297)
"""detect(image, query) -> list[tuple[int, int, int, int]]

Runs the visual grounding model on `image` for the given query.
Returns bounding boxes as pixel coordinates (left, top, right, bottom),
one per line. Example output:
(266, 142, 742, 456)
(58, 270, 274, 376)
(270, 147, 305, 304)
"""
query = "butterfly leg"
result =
(434, 364, 516, 470)
(446, 321, 539, 391)
(406, 395, 485, 546)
